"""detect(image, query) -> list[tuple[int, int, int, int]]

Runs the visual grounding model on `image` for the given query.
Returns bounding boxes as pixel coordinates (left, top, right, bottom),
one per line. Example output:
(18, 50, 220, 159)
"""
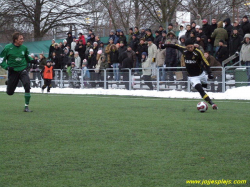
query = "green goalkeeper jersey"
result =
(0, 43, 31, 71)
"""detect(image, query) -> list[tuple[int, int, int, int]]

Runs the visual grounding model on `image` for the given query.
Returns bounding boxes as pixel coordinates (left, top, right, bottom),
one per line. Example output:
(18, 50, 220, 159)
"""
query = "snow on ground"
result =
(0, 86, 250, 100)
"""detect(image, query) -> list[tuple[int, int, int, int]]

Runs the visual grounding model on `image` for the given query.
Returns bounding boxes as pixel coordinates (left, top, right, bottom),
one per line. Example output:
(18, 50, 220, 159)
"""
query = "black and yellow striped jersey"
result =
(164, 44, 211, 77)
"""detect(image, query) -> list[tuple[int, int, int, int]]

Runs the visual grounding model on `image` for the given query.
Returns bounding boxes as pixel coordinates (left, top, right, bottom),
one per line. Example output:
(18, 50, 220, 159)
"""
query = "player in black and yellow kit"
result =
(162, 39, 218, 109)
(41, 60, 54, 93)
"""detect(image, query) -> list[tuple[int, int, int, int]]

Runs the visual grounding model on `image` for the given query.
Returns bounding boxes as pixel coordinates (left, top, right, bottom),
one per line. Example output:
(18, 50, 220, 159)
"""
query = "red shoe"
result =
(212, 104, 218, 110)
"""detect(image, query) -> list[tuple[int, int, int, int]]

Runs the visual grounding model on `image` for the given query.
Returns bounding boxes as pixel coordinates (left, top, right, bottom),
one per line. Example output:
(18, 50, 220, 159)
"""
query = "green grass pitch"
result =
(0, 92, 249, 187)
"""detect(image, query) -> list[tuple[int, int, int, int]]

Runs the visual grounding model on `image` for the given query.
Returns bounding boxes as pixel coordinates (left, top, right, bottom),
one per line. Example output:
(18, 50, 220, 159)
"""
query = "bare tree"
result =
(139, 0, 183, 28)
(0, 0, 93, 41)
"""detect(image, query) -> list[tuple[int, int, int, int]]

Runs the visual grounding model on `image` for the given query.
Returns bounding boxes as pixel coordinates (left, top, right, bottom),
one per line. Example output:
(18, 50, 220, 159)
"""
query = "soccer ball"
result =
(197, 101, 208, 112)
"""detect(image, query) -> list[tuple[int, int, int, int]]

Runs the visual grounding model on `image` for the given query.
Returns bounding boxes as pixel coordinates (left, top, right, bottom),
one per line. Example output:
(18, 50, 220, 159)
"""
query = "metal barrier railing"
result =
(1, 66, 250, 92)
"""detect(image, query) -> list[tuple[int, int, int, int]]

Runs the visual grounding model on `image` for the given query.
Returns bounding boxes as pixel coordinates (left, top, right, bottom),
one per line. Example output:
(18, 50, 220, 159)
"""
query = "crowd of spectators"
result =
(30, 14, 250, 89)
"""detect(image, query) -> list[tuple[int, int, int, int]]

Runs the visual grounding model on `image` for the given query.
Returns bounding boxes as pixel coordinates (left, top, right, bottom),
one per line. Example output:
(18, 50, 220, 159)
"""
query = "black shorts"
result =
(7, 69, 31, 95)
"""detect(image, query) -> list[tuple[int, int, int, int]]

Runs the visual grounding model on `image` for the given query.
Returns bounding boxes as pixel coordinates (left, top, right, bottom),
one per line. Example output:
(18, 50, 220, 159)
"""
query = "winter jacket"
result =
(105, 44, 113, 64)
(110, 50, 119, 64)
(75, 56, 81, 69)
(229, 33, 243, 56)
(78, 35, 86, 45)
(240, 34, 250, 62)
(39, 57, 47, 70)
(147, 43, 157, 63)
(154, 34, 162, 48)
(118, 34, 127, 46)
(240, 20, 250, 36)
(156, 48, 166, 67)
(145, 34, 155, 43)
(66, 34, 73, 48)
(136, 43, 148, 63)
(165, 47, 177, 66)
(215, 45, 229, 64)
(202, 23, 212, 39)
(223, 18, 233, 41)
(232, 25, 244, 38)
(118, 46, 127, 62)
(185, 29, 192, 40)
(166, 31, 178, 44)
(211, 21, 228, 47)
(87, 54, 97, 69)
(141, 56, 152, 75)
(120, 52, 133, 69)
(71, 41, 76, 52)
(126, 50, 136, 68)
(210, 23, 218, 45)
(130, 38, 139, 52)
(178, 28, 187, 41)
(206, 55, 222, 72)
(75, 44, 86, 58)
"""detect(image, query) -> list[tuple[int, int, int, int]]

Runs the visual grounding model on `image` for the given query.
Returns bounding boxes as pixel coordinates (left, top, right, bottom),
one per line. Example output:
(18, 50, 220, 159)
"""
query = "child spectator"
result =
(41, 60, 54, 93)
(82, 59, 90, 87)
(74, 51, 81, 69)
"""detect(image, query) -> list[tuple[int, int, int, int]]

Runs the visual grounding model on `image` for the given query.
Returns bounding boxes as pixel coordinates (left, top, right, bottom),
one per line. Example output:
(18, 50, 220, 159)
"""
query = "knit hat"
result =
(185, 38, 194, 46)
(142, 52, 147, 57)
(219, 39, 225, 44)
(195, 25, 201, 29)
(243, 15, 248, 19)
(109, 37, 113, 41)
(71, 62, 75, 65)
(82, 59, 87, 65)
(202, 19, 208, 23)
(162, 30, 167, 34)
(89, 49, 94, 52)
(147, 38, 152, 42)
(97, 50, 102, 54)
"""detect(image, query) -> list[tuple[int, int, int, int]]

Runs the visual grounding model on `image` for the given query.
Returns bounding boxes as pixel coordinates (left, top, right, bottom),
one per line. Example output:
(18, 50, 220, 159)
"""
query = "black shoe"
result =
(24, 106, 33, 112)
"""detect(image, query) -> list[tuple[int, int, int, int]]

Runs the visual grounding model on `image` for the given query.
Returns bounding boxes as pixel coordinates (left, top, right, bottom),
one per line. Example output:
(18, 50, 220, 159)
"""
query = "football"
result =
(197, 101, 208, 112)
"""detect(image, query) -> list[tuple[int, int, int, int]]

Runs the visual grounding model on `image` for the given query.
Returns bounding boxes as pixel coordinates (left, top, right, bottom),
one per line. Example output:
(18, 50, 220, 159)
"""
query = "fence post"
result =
(104, 69, 107, 89)
(187, 79, 191, 92)
(60, 69, 63, 88)
(222, 66, 226, 93)
(129, 69, 131, 90)
(81, 69, 83, 89)
(157, 67, 160, 91)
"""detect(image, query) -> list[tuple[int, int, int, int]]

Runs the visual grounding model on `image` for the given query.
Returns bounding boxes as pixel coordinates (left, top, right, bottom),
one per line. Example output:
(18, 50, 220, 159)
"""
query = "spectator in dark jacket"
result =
(130, 34, 139, 52)
(215, 40, 229, 65)
(118, 31, 127, 46)
(229, 28, 242, 63)
(202, 19, 211, 50)
(165, 40, 177, 81)
(136, 38, 148, 71)
(232, 21, 244, 37)
(241, 15, 250, 36)
(66, 32, 73, 49)
(109, 45, 120, 81)
(48, 39, 56, 59)
(160, 30, 167, 44)
(209, 18, 218, 54)
(118, 42, 127, 63)
(109, 30, 116, 42)
(223, 18, 233, 46)
(120, 52, 133, 90)
(154, 31, 162, 48)
(145, 28, 155, 43)
(75, 40, 86, 63)
(185, 25, 192, 39)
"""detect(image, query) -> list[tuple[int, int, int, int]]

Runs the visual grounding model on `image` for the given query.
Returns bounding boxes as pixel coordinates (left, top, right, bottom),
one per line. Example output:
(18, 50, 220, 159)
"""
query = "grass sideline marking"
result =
(1, 92, 250, 104)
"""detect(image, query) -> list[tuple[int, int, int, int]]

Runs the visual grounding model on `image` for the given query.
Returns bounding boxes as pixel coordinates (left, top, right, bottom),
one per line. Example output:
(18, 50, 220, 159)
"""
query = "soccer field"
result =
(0, 92, 249, 187)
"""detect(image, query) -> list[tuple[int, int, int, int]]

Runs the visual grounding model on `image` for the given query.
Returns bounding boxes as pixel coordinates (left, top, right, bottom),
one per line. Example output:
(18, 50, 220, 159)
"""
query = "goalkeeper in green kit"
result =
(0, 32, 33, 112)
